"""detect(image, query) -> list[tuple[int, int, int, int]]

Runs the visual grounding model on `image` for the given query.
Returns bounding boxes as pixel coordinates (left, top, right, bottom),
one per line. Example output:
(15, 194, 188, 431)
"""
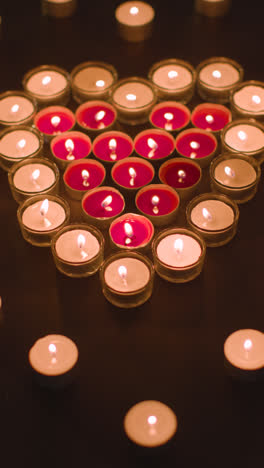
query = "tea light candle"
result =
(195, 0, 230, 17)
(50, 131, 92, 170)
(8, 158, 60, 204)
(149, 101, 191, 132)
(153, 228, 206, 283)
(148, 58, 196, 103)
(115, 1, 155, 42)
(0, 91, 36, 127)
(71, 61, 118, 103)
(224, 329, 264, 380)
(23, 65, 70, 106)
(17, 194, 70, 246)
(93, 131, 133, 164)
(186, 193, 239, 247)
(111, 77, 156, 125)
(135, 184, 180, 226)
(191, 103, 231, 134)
(82, 186, 125, 229)
(222, 120, 264, 161)
(29, 334, 78, 388)
(51, 224, 104, 277)
(63, 159, 105, 200)
(34, 106, 75, 140)
(75, 101, 117, 133)
(159, 158, 202, 200)
(175, 128, 218, 168)
(109, 212, 154, 251)
(100, 251, 154, 308)
(42, 0, 77, 17)
(197, 57, 243, 103)
(111, 156, 154, 193)
(134, 129, 175, 163)
(210, 153, 261, 203)
(230, 81, 264, 121)
(0, 126, 43, 171)
(124, 400, 178, 447)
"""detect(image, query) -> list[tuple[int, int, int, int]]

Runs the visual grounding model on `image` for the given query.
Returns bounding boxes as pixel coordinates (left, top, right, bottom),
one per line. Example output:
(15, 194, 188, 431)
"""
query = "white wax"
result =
(55, 229, 100, 263)
(104, 257, 150, 292)
(22, 199, 66, 231)
(0, 96, 34, 123)
(29, 334, 78, 376)
(115, 1, 154, 26)
(113, 82, 154, 109)
(191, 199, 234, 231)
(199, 62, 240, 89)
(214, 159, 256, 188)
(224, 124, 264, 153)
(13, 163, 56, 193)
(152, 65, 192, 90)
(124, 400, 177, 448)
(0, 130, 40, 159)
(26, 70, 67, 97)
(224, 329, 264, 371)
(157, 234, 202, 267)
(233, 85, 264, 114)
(73, 67, 114, 92)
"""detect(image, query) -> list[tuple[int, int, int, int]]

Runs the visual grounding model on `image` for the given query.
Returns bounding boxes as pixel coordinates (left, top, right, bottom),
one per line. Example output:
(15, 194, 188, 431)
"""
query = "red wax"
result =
(150, 102, 190, 131)
(159, 159, 201, 189)
(51, 131, 92, 161)
(110, 214, 154, 248)
(76, 102, 116, 130)
(64, 160, 105, 191)
(191, 103, 231, 132)
(34, 106, 75, 135)
(112, 158, 154, 189)
(93, 131, 133, 163)
(136, 186, 179, 216)
(175, 129, 217, 159)
(134, 130, 175, 160)
(82, 188, 124, 219)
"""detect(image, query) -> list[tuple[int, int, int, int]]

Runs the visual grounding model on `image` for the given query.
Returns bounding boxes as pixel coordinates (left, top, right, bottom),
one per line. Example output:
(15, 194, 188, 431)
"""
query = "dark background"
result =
(0, 1, 263, 467)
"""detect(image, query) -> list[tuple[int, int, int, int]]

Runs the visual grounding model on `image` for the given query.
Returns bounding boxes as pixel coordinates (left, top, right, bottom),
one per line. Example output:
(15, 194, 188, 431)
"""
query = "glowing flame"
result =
(128, 167, 136, 186)
(174, 238, 184, 254)
(224, 166, 235, 178)
(101, 195, 113, 211)
(11, 104, 19, 113)
(238, 130, 247, 141)
(164, 112, 174, 121)
(151, 195, 160, 214)
(17, 138, 26, 150)
(82, 169, 90, 187)
(148, 138, 157, 149)
(244, 339, 253, 351)
(118, 265, 127, 283)
(130, 6, 139, 15)
(109, 138, 117, 151)
(95, 110, 106, 122)
(190, 141, 200, 150)
(96, 80, 105, 88)
(148, 415, 157, 425)
(178, 169, 186, 180)
(51, 115, 61, 127)
(31, 169, 40, 181)
(205, 114, 214, 124)
(252, 95, 261, 104)
(65, 139, 74, 152)
(40, 198, 49, 217)
(168, 70, 178, 79)
(124, 222, 133, 237)
(126, 93, 137, 101)
(212, 70, 221, 79)
(77, 234, 86, 250)
(202, 207, 212, 221)
(49, 343, 57, 354)
(42, 75, 51, 86)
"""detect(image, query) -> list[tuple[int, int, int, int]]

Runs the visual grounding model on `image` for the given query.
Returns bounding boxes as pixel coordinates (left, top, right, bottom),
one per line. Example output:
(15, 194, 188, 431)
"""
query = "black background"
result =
(0, 1, 263, 467)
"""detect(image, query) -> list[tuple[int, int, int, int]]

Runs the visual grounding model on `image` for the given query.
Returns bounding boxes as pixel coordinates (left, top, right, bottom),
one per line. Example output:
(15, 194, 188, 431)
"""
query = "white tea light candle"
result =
(0, 91, 36, 126)
(115, 1, 155, 42)
(71, 62, 118, 103)
(23, 65, 70, 106)
(231, 81, 264, 120)
(0, 126, 43, 171)
(222, 120, 264, 161)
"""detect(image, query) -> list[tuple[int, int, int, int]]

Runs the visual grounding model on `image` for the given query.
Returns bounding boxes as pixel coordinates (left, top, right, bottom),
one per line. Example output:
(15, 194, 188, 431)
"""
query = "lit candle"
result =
(63, 159, 105, 200)
(134, 129, 175, 162)
(0, 127, 43, 171)
(191, 103, 231, 133)
(115, 1, 155, 42)
(159, 157, 202, 200)
(150, 101, 191, 132)
(82, 186, 125, 229)
(0, 92, 36, 126)
(136, 183, 180, 226)
(23, 65, 70, 105)
(175, 129, 217, 167)
(50, 131, 92, 169)
(109, 213, 154, 250)
(75, 101, 116, 132)
(111, 156, 154, 191)
(222, 121, 264, 160)
(224, 329, 264, 379)
(34, 106, 75, 139)
(92, 131, 133, 164)
(231, 81, 264, 120)
(71, 61, 117, 103)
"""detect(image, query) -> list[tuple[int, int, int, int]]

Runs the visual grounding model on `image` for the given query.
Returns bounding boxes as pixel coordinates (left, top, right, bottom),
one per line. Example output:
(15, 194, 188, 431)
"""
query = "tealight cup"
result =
(115, 1, 155, 42)
(0, 91, 37, 128)
(210, 153, 261, 204)
(82, 186, 125, 230)
(50, 131, 92, 170)
(92, 131, 134, 164)
(149, 101, 191, 133)
(109, 212, 154, 252)
(148, 58, 196, 103)
(135, 184, 180, 227)
(75, 100, 117, 135)
(186, 192, 239, 247)
(191, 103, 231, 137)
(23, 65, 71, 107)
(111, 156, 155, 195)
(8, 157, 60, 204)
(221, 119, 264, 162)
(42, 0, 77, 17)
(71, 61, 118, 103)
(100, 251, 154, 308)
(195, 0, 230, 17)
(230, 81, 264, 122)
(51, 224, 104, 277)
(17, 194, 70, 247)
(63, 159, 106, 200)
(175, 128, 218, 168)
(134, 128, 175, 166)
(159, 158, 202, 201)
(34, 105, 76, 142)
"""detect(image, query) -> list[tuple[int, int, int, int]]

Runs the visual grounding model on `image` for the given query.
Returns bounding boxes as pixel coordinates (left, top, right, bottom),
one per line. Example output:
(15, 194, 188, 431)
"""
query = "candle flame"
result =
(42, 75, 51, 86)
(11, 104, 19, 113)
(148, 415, 157, 426)
(212, 70, 221, 79)
(31, 169, 40, 181)
(95, 110, 106, 122)
(17, 138, 26, 150)
(202, 207, 212, 221)
(51, 115, 61, 127)
(168, 70, 178, 79)
(148, 138, 157, 150)
(190, 141, 200, 150)
(244, 339, 253, 351)
(130, 6, 139, 15)
(224, 166, 235, 178)
(96, 80, 105, 88)
(49, 343, 57, 354)
(109, 138, 117, 151)
(238, 130, 247, 141)
(174, 237, 184, 254)
(151, 195, 160, 214)
(118, 265, 127, 284)
(101, 195, 113, 211)
(252, 95, 261, 104)
(178, 169, 186, 180)
(164, 112, 174, 121)
(82, 169, 90, 187)
(205, 114, 214, 124)
(124, 222, 133, 237)
(126, 93, 137, 102)
(77, 233, 86, 250)
(65, 139, 74, 152)
(128, 167, 136, 186)
(40, 198, 49, 217)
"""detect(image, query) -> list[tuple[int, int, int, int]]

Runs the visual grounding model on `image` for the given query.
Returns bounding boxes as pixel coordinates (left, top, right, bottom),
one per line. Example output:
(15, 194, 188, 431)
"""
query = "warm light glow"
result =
(252, 95, 261, 104)
(51, 115, 61, 127)
(148, 415, 157, 425)
(17, 138, 26, 150)
(118, 265, 127, 282)
(82, 169, 90, 186)
(151, 195, 160, 206)
(244, 339, 253, 351)
(11, 104, 19, 113)
(65, 139, 74, 152)
(174, 237, 184, 254)
(238, 130, 247, 141)
(130, 6, 139, 15)
(126, 93, 137, 102)
(77, 234, 86, 250)
(168, 70, 178, 79)
(205, 114, 214, 124)
(128, 167, 136, 186)
(48, 343, 57, 354)
(164, 112, 174, 121)
(96, 80, 105, 88)
(101, 195, 113, 211)
(124, 222, 133, 237)
(148, 138, 157, 149)
(178, 169, 186, 179)
(42, 75, 51, 86)
(95, 110, 106, 122)
(190, 141, 200, 150)
(40, 198, 49, 217)
(202, 207, 212, 221)
(109, 138, 117, 151)
(224, 166, 235, 178)
(31, 169, 40, 181)
(212, 70, 221, 79)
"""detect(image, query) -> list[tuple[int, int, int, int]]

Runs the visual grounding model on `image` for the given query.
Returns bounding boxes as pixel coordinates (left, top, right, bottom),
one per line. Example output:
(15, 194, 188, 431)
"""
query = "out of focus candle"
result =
(230, 81, 264, 121)
(23, 65, 70, 106)
(222, 120, 264, 161)
(71, 61, 118, 103)
(0, 126, 43, 171)
(115, 1, 155, 42)
(0, 91, 36, 127)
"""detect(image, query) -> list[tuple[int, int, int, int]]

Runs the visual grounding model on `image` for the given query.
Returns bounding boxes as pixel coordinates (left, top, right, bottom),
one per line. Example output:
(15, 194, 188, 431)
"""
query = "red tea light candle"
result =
(23, 65, 70, 107)
(71, 61, 118, 103)
(34, 106, 75, 141)
(149, 101, 191, 132)
(224, 329, 264, 381)
(197, 57, 243, 103)
(135, 184, 180, 227)
(8, 157, 60, 204)
(159, 158, 202, 200)
(221, 120, 264, 162)
(76, 101, 116, 134)
(230, 81, 264, 122)
(0, 91, 36, 127)
(134, 129, 175, 165)
(152, 228, 206, 283)
(210, 153, 261, 204)
(175, 128, 218, 168)
(191, 103, 231, 135)
(63, 159, 105, 200)
(93, 131, 133, 164)
(186, 193, 239, 247)
(111, 156, 154, 193)
(50, 131, 92, 170)
(82, 186, 125, 229)
(109, 212, 154, 251)
(115, 1, 155, 42)
(148, 58, 196, 103)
